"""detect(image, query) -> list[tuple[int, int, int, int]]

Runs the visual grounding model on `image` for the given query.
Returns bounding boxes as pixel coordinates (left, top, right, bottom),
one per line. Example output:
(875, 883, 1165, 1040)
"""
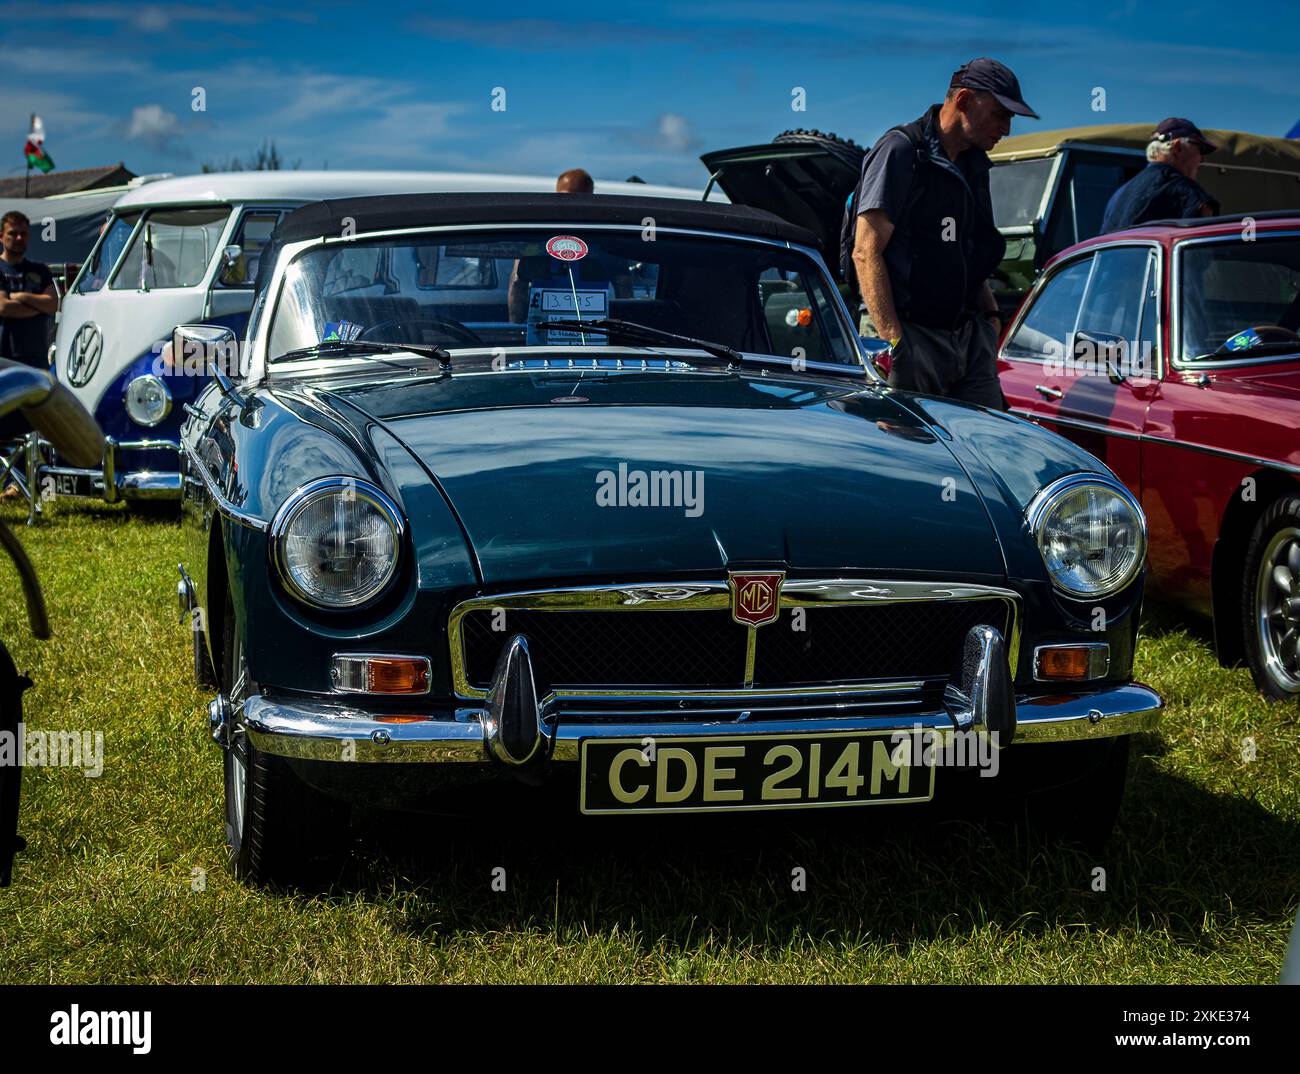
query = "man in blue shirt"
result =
(1100, 118, 1220, 233)
(0, 211, 57, 368)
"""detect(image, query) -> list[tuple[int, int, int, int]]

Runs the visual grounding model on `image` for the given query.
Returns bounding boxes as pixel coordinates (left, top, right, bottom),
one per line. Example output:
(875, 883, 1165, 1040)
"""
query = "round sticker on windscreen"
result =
(545, 235, 589, 261)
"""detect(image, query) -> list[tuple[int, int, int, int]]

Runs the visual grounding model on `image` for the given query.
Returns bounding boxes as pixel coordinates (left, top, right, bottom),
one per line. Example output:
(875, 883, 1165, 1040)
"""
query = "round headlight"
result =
(1027, 475, 1146, 598)
(271, 478, 403, 608)
(124, 374, 171, 427)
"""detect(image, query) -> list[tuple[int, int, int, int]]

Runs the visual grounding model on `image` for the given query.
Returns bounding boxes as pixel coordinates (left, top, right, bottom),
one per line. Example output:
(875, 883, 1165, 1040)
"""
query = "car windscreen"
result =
(266, 228, 857, 365)
(989, 157, 1055, 229)
(1178, 236, 1300, 361)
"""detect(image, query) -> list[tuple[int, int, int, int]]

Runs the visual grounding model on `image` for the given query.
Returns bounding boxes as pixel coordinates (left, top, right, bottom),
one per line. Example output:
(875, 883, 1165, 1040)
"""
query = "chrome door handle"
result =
(1034, 384, 1063, 400)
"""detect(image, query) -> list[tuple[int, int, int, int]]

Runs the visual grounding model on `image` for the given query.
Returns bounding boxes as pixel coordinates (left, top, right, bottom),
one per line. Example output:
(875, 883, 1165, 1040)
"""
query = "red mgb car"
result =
(998, 211, 1300, 700)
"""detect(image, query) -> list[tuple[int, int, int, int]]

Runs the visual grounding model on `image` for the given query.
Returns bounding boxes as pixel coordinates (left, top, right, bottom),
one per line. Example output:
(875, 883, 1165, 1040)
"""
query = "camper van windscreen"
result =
(74, 211, 141, 294)
(109, 207, 230, 291)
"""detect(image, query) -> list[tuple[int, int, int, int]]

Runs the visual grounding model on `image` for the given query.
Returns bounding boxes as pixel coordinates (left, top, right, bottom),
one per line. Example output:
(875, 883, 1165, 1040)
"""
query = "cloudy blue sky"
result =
(6, 0, 1298, 188)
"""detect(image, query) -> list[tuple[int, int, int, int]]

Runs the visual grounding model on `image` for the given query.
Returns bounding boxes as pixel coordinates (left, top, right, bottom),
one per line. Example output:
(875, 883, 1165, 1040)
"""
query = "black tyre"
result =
(1241, 494, 1300, 701)
(220, 588, 349, 886)
(0, 641, 28, 887)
(772, 128, 866, 172)
(1000, 735, 1132, 851)
(190, 607, 216, 688)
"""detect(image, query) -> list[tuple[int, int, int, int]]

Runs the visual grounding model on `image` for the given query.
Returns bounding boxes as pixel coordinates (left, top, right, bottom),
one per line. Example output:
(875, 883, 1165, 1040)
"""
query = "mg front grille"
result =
(754, 601, 1009, 685)
(456, 590, 1013, 697)
(462, 608, 747, 691)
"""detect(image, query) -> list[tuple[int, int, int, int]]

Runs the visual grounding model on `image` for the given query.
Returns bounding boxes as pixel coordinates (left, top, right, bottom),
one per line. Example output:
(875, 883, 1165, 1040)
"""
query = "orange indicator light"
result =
(331, 654, 431, 695)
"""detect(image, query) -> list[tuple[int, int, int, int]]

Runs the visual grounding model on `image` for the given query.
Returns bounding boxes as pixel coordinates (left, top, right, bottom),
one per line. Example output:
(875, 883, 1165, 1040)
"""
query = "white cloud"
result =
(168, 67, 470, 166)
(184, 65, 414, 130)
(0, 3, 256, 31)
(126, 104, 181, 147)
(8, 90, 116, 144)
(339, 102, 469, 160)
(655, 112, 697, 152)
(7, 46, 147, 78)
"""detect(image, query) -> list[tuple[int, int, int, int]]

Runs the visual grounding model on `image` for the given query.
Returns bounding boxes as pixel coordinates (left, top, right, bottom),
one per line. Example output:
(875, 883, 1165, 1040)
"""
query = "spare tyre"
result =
(772, 129, 866, 173)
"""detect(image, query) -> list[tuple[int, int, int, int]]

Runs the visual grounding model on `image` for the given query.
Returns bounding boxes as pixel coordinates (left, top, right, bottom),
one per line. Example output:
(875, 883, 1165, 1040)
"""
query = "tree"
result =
(201, 140, 301, 173)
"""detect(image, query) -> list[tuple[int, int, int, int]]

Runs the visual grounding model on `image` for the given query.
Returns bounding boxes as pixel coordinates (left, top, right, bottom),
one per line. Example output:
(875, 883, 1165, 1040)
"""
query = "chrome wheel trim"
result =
(225, 635, 249, 844)
(1256, 526, 1300, 694)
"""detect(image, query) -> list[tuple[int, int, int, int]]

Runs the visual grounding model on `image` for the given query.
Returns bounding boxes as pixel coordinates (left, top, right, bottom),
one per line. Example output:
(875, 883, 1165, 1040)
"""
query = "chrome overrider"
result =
(205, 579, 1164, 767)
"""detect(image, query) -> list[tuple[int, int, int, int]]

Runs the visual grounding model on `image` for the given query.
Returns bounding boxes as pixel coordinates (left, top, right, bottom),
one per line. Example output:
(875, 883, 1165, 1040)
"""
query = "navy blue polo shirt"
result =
(1100, 162, 1218, 233)
(0, 257, 54, 366)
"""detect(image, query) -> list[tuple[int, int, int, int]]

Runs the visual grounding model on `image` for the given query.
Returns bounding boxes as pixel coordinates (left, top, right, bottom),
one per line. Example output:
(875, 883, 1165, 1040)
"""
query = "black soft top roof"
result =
(272, 191, 819, 247)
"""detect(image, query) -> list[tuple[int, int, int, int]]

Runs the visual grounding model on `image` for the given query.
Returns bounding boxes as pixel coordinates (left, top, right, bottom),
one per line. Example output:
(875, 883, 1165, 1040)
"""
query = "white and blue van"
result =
(49, 170, 709, 508)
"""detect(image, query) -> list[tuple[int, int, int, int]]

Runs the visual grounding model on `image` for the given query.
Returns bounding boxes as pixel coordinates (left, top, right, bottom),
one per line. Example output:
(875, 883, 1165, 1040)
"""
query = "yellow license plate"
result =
(579, 730, 935, 814)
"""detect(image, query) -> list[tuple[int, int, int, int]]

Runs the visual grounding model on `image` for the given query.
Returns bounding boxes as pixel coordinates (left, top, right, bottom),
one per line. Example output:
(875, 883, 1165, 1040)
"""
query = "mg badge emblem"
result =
(728, 571, 784, 628)
(66, 322, 103, 388)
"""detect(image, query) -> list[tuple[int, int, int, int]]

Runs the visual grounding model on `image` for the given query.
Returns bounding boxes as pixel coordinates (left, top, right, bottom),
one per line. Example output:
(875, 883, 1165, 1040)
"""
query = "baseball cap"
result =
(1153, 117, 1218, 154)
(949, 57, 1040, 119)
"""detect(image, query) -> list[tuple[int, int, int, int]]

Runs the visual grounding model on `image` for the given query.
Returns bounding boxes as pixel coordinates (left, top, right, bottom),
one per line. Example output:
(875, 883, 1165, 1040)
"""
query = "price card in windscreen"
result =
(527, 287, 609, 344)
(524, 234, 610, 345)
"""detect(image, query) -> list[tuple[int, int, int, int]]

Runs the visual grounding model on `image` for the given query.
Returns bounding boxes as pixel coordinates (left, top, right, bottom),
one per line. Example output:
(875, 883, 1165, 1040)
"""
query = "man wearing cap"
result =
(849, 58, 1038, 410)
(1100, 119, 1220, 232)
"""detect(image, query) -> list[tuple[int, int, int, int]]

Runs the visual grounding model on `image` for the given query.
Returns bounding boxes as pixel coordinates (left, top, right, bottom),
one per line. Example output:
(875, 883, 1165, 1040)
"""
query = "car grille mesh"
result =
(460, 599, 1009, 694)
(753, 601, 1008, 684)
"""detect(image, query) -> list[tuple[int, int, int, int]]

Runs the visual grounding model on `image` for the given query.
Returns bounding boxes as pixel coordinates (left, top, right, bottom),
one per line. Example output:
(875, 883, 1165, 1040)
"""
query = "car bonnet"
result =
(289, 366, 1009, 586)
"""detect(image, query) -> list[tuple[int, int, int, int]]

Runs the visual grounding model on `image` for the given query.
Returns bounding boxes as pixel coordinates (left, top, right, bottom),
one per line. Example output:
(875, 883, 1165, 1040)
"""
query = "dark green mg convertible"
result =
(174, 193, 1162, 885)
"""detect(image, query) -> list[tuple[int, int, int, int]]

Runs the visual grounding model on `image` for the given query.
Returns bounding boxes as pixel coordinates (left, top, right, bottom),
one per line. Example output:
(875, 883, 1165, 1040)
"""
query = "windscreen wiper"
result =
(539, 318, 742, 368)
(277, 338, 452, 368)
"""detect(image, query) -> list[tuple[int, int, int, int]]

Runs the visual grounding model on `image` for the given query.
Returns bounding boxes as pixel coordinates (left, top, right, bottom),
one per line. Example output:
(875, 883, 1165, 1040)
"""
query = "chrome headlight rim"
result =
(124, 373, 172, 427)
(1026, 472, 1147, 599)
(270, 476, 405, 610)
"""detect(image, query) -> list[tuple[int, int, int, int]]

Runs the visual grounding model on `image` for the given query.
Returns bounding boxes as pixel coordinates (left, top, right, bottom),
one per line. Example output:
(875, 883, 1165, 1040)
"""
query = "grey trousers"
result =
(861, 312, 1007, 410)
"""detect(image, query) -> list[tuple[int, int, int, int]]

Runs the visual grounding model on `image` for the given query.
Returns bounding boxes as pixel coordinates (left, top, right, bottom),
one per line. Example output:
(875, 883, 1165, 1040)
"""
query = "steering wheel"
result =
(359, 316, 485, 348)
(1214, 324, 1300, 355)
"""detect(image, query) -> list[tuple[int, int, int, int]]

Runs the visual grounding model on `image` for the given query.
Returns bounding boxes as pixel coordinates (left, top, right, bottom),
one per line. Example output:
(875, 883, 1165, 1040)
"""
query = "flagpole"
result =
(25, 113, 33, 196)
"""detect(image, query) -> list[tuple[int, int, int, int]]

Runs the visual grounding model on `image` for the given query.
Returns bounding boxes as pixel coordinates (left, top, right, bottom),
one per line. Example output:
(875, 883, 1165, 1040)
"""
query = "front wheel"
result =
(0, 641, 28, 886)
(1241, 495, 1300, 701)
(220, 589, 349, 887)
(189, 603, 216, 688)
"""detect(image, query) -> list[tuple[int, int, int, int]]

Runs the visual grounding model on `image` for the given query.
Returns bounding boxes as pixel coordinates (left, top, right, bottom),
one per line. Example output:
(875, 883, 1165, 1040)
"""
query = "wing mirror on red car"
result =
(1072, 329, 1129, 385)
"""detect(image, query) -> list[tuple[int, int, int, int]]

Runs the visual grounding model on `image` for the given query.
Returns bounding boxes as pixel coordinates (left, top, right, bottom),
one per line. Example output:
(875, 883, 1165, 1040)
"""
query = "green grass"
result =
(0, 497, 1296, 983)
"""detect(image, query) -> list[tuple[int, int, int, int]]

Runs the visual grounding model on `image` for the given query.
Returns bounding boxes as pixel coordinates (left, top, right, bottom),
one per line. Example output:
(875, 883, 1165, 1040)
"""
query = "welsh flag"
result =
(24, 115, 53, 173)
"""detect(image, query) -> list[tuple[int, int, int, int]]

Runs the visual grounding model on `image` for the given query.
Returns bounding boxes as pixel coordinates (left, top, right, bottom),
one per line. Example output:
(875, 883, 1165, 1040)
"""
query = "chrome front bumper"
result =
(235, 683, 1163, 764)
(30, 434, 180, 510)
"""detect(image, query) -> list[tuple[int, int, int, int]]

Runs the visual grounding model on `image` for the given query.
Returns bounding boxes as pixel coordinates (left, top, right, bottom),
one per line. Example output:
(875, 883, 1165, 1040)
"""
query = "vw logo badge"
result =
(66, 322, 103, 388)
